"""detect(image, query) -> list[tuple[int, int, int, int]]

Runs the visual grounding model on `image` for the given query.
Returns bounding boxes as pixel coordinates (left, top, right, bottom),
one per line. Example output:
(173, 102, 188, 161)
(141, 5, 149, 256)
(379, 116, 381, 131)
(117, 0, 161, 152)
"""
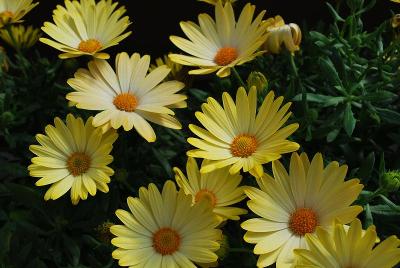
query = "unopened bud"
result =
(247, 71, 268, 93)
(95, 221, 114, 244)
(380, 170, 400, 192)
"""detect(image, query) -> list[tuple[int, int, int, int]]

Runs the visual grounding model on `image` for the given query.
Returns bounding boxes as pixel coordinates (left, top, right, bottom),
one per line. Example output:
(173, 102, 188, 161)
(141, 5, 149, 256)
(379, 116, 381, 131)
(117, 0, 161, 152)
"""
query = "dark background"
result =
(26, 0, 399, 57)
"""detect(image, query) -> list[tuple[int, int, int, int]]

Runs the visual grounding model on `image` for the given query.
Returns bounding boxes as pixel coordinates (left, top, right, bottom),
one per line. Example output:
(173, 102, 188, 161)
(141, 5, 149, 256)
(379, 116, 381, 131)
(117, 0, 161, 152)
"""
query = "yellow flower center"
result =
(289, 208, 318, 236)
(67, 152, 91, 176)
(78, 39, 102, 53)
(195, 189, 217, 207)
(230, 134, 258, 158)
(0, 11, 13, 20)
(113, 93, 138, 112)
(214, 47, 238, 66)
(152, 228, 181, 255)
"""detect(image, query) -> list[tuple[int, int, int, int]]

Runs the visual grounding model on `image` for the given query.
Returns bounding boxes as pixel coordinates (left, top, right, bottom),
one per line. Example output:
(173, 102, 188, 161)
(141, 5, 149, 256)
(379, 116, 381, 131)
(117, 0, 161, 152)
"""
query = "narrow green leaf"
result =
(343, 103, 356, 136)
(358, 152, 375, 183)
(376, 108, 400, 125)
(364, 204, 373, 227)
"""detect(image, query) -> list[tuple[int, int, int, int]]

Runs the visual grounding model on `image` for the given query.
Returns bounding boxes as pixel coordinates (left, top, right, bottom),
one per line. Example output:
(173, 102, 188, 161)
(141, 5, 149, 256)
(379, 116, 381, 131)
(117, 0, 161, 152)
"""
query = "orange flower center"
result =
(67, 152, 91, 176)
(78, 39, 102, 53)
(289, 208, 318, 236)
(0, 11, 13, 20)
(230, 134, 257, 158)
(195, 189, 217, 207)
(214, 47, 238, 66)
(152, 228, 181, 255)
(113, 93, 138, 112)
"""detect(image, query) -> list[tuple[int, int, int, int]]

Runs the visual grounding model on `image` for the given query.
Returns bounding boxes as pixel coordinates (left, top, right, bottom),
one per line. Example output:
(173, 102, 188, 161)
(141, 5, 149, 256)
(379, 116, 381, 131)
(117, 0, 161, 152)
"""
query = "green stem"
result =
(289, 54, 308, 115)
(231, 67, 246, 89)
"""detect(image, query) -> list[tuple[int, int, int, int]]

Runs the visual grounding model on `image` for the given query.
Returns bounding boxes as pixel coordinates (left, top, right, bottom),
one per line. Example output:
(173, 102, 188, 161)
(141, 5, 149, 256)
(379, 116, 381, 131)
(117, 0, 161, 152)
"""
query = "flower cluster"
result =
(5, 0, 398, 267)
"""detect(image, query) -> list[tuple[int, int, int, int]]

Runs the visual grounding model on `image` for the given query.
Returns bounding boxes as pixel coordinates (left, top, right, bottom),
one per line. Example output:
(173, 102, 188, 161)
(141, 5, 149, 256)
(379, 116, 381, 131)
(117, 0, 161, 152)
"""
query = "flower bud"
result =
(247, 71, 268, 93)
(392, 14, 400, 28)
(95, 221, 114, 244)
(380, 170, 400, 193)
(262, 16, 302, 54)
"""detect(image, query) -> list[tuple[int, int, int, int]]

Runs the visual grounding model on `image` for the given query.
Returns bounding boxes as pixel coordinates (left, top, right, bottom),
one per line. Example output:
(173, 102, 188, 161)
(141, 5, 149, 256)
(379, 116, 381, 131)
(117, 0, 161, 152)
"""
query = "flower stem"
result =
(232, 67, 246, 89)
(289, 54, 308, 116)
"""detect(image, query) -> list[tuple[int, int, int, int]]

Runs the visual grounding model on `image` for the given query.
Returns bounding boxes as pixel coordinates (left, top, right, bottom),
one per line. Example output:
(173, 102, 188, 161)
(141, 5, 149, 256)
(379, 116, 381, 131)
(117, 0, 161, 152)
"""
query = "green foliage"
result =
(0, 0, 399, 267)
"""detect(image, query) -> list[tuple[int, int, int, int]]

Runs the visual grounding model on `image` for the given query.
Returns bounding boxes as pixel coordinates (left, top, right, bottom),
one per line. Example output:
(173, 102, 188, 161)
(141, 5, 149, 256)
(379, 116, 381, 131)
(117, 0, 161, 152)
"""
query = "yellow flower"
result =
(262, 15, 302, 54)
(197, 0, 237, 5)
(40, 0, 131, 59)
(28, 114, 118, 205)
(169, 2, 268, 78)
(294, 219, 400, 268)
(174, 157, 247, 221)
(67, 52, 187, 142)
(241, 152, 364, 267)
(110, 180, 222, 267)
(0, 25, 41, 50)
(0, 0, 38, 28)
(150, 53, 187, 83)
(187, 86, 299, 178)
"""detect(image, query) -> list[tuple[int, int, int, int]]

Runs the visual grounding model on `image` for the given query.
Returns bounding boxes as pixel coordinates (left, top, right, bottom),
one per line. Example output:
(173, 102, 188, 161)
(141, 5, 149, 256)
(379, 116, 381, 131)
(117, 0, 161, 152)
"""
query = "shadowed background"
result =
(26, 0, 398, 58)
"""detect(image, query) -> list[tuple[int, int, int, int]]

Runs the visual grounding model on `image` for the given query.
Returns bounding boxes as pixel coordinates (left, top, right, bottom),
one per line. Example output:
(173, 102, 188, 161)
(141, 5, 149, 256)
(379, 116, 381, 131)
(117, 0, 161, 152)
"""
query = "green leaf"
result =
(319, 58, 343, 87)
(369, 205, 400, 216)
(379, 195, 400, 212)
(376, 108, 400, 125)
(326, 2, 345, 22)
(364, 204, 373, 227)
(361, 91, 397, 102)
(292, 93, 345, 107)
(327, 128, 340, 143)
(358, 152, 375, 183)
(343, 103, 356, 136)
(151, 148, 173, 178)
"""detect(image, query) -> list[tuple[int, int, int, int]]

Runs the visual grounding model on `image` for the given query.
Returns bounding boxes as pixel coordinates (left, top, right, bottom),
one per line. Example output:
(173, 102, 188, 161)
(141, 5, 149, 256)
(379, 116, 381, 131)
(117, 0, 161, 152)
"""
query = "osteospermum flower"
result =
(0, 0, 38, 28)
(187, 86, 299, 177)
(197, 0, 237, 5)
(110, 180, 222, 267)
(28, 114, 118, 205)
(40, 0, 131, 59)
(241, 152, 364, 267)
(294, 219, 400, 268)
(174, 157, 247, 221)
(169, 2, 268, 77)
(0, 25, 41, 50)
(67, 52, 187, 142)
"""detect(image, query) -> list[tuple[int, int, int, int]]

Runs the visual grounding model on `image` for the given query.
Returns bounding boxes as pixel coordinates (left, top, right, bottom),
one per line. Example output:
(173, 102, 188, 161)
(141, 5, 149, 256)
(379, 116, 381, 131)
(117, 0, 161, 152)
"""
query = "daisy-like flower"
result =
(0, 25, 41, 50)
(187, 86, 299, 178)
(169, 2, 268, 77)
(197, 0, 237, 5)
(241, 152, 364, 267)
(0, 0, 38, 28)
(294, 219, 400, 268)
(150, 53, 187, 83)
(110, 180, 222, 267)
(174, 157, 247, 221)
(28, 114, 118, 205)
(262, 15, 302, 54)
(40, 0, 131, 59)
(67, 52, 187, 142)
